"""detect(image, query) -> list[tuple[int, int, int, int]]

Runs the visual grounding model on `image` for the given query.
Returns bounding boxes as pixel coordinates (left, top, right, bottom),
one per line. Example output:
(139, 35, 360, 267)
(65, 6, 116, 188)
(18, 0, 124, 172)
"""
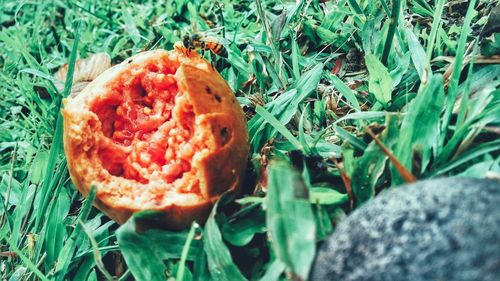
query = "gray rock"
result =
(311, 177, 500, 281)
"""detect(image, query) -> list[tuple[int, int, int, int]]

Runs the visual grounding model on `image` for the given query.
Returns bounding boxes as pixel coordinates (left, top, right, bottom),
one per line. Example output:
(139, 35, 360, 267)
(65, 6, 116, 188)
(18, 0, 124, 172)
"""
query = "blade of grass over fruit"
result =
(116, 212, 202, 281)
(255, 106, 302, 150)
(176, 223, 198, 281)
(62, 20, 82, 98)
(34, 20, 80, 235)
(53, 186, 96, 281)
(381, 0, 401, 65)
(440, 0, 477, 146)
(330, 75, 361, 111)
(424, 0, 445, 78)
(204, 193, 248, 281)
(266, 160, 316, 279)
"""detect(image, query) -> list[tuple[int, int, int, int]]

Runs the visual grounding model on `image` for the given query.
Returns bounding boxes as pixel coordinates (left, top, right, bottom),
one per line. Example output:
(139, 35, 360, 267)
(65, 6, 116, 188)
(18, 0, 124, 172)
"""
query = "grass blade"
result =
(266, 160, 316, 279)
(381, 0, 402, 65)
(330, 74, 361, 111)
(204, 193, 248, 281)
(440, 0, 478, 145)
(176, 223, 198, 281)
(53, 187, 96, 281)
(255, 105, 302, 150)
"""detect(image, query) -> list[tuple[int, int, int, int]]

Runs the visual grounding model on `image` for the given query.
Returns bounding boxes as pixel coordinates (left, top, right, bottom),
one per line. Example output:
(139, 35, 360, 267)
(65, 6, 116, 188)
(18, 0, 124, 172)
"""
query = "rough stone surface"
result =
(311, 177, 500, 281)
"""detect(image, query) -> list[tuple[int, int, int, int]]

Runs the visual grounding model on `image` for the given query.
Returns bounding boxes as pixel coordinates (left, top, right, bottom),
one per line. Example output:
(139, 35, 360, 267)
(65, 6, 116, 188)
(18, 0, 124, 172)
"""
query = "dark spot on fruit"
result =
(220, 127, 230, 145)
(214, 94, 222, 102)
(205, 86, 212, 94)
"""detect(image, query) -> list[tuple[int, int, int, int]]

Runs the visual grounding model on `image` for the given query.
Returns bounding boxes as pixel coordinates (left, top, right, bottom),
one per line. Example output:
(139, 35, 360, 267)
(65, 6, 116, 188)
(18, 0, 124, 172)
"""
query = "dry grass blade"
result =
(365, 127, 417, 183)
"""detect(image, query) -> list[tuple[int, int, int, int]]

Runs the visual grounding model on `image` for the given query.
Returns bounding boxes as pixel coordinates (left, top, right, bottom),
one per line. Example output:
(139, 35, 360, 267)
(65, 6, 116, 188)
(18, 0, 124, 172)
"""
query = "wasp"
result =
(182, 33, 228, 58)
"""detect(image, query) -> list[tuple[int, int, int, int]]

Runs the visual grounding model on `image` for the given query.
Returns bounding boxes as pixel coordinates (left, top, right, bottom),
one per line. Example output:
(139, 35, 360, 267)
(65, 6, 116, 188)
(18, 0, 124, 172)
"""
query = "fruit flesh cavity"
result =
(90, 61, 202, 194)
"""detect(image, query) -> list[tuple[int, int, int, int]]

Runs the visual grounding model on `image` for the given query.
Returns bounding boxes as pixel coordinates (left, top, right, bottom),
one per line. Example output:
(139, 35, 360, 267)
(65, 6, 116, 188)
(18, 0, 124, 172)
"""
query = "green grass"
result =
(0, 0, 499, 280)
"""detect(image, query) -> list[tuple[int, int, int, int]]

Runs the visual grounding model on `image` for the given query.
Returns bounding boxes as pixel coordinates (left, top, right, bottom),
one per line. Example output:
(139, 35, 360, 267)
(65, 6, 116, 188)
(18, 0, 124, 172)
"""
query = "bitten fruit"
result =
(62, 49, 248, 229)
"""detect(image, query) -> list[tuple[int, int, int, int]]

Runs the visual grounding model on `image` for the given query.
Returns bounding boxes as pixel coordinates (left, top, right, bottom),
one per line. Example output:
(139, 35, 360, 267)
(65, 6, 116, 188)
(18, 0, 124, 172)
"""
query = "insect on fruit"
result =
(182, 33, 228, 58)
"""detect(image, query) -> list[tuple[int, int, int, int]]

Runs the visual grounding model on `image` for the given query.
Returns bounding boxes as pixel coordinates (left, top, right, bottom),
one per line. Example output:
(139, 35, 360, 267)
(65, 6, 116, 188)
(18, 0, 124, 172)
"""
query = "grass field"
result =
(0, 0, 499, 280)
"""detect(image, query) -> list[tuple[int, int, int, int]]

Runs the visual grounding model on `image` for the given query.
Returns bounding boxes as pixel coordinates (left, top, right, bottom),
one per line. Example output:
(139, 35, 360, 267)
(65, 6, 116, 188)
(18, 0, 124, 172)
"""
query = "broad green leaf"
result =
(29, 150, 49, 184)
(352, 115, 399, 205)
(44, 189, 70, 269)
(405, 28, 426, 81)
(390, 52, 411, 88)
(204, 193, 248, 281)
(310, 187, 348, 205)
(392, 74, 445, 184)
(222, 207, 266, 247)
(365, 54, 393, 105)
(116, 212, 202, 281)
(266, 160, 316, 279)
